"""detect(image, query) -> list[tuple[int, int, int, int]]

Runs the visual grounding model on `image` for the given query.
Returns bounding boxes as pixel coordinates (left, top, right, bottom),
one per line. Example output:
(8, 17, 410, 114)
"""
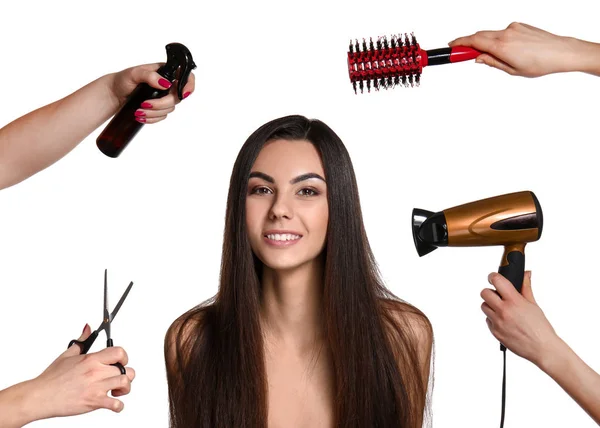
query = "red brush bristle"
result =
(348, 32, 422, 94)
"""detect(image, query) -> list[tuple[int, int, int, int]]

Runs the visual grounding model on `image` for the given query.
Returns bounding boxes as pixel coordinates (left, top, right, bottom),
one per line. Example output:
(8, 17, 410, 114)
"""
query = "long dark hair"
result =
(165, 115, 432, 427)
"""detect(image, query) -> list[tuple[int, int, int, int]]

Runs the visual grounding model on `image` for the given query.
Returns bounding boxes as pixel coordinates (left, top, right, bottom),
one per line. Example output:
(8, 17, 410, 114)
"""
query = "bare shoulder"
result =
(165, 305, 213, 371)
(380, 299, 432, 343)
(380, 298, 433, 374)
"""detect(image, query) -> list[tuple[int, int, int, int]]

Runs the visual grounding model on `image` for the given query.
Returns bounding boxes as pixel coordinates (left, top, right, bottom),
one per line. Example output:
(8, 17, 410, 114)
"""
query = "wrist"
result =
(98, 73, 123, 111)
(564, 37, 600, 75)
(0, 378, 47, 427)
(535, 334, 570, 375)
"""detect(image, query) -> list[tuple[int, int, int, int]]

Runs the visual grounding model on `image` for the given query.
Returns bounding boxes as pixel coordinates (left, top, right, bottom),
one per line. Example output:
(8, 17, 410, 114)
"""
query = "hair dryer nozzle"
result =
(412, 208, 444, 257)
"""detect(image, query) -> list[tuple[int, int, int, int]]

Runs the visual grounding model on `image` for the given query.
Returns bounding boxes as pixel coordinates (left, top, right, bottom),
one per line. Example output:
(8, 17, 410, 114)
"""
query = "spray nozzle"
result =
(160, 43, 197, 100)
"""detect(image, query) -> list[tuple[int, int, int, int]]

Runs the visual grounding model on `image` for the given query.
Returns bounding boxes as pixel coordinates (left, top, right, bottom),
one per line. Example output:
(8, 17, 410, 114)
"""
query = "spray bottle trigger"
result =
(164, 43, 197, 100)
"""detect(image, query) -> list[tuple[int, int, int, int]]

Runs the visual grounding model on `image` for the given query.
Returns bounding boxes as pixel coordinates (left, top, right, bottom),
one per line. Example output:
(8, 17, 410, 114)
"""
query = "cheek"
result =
(310, 200, 329, 239)
(245, 199, 267, 235)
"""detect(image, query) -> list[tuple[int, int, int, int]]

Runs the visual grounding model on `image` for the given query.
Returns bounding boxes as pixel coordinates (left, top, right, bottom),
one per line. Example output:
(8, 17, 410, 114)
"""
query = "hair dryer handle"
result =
(498, 250, 525, 293)
(497, 245, 526, 352)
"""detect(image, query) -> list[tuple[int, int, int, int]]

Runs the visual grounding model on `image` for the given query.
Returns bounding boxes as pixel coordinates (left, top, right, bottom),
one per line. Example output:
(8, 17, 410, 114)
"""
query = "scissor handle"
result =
(107, 338, 127, 375)
(67, 333, 126, 375)
(68, 330, 99, 354)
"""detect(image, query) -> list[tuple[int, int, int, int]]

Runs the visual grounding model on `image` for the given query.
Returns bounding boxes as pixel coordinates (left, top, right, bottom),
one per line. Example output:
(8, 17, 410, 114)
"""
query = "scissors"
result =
(68, 269, 134, 375)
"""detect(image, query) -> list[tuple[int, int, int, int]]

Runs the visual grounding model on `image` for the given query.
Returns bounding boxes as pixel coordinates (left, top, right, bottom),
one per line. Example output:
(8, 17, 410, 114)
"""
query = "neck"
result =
(260, 257, 325, 353)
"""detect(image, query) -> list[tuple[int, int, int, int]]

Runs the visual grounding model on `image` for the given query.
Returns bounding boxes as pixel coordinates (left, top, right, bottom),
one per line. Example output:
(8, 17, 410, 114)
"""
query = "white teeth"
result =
(266, 233, 301, 241)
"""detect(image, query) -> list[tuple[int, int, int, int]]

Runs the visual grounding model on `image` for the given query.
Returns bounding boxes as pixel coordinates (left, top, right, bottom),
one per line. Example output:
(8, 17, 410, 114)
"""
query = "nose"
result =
(269, 193, 293, 220)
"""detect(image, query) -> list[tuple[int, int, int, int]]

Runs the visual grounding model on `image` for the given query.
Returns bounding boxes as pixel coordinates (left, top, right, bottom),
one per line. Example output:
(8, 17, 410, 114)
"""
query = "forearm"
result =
(0, 73, 121, 190)
(0, 379, 46, 428)
(538, 337, 600, 424)
(566, 37, 600, 76)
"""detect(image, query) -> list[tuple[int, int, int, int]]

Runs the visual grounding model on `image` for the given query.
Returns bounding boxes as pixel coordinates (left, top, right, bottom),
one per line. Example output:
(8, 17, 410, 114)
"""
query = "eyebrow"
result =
(249, 171, 326, 184)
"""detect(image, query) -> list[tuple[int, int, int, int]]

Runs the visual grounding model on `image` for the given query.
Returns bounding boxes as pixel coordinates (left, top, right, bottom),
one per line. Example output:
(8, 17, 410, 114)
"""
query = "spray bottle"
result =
(96, 43, 196, 158)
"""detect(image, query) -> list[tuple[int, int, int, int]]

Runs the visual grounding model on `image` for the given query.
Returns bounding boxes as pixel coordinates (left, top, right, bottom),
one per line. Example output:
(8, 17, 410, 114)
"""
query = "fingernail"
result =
(140, 102, 153, 109)
(136, 117, 146, 123)
(183, 91, 191, 99)
(158, 78, 172, 88)
(527, 271, 532, 279)
(134, 110, 146, 117)
(82, 323, 89, 334)
(475, 57, 484, 63)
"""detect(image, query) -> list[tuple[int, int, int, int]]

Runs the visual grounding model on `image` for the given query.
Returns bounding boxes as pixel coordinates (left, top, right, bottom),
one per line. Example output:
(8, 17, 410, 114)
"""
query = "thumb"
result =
(521, 271, 537, 304)
(63, 324, 92, 357)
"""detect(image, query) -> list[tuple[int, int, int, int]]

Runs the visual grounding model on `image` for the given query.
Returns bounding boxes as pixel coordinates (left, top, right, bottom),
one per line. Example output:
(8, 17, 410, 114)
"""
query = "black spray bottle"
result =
(96, 43, 196, 158)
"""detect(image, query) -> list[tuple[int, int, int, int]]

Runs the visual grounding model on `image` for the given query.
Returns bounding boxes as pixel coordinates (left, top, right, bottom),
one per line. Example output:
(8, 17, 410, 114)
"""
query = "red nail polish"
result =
(136, 117, 146, 123)
(140, 102, 153, 109)
(82, 323, 89, 334)
(183, 91, 191, 99)
(158, 78, 172, 89)
(134, 110, 145, 117)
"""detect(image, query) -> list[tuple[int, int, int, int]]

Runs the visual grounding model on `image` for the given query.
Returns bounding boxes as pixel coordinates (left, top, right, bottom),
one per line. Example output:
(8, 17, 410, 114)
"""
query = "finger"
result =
(488, 272, 520, 301)
(112, 368, 135, 397)
(101, 374, 132, 397)
(129, 64, 173, 91)
(179, 72, 195, 99)
(135, 115, 167, 125)
(481, 302, 497, 320)
(485, 318, 502, 341)
(480, 288, 503, 311)
(134, 106, 175, 120)
(448, 31, 501, 51)
(64, 324, 92, 357)
(475, 53, 518, 75)
(94, 346, 129, 366)
(138, 91, 180, 111)
(125, 366, 136, 382)
(98, 396, 125, 413)
(521, 270, 537, 304)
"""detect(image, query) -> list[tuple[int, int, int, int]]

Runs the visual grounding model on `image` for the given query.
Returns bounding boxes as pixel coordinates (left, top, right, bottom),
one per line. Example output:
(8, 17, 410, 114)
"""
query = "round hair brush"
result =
(347, 33, 480, 93)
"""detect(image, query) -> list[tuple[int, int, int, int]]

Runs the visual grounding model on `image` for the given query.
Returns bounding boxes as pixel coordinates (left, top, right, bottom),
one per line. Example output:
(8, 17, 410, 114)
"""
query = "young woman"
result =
(165, 115, 433, 428)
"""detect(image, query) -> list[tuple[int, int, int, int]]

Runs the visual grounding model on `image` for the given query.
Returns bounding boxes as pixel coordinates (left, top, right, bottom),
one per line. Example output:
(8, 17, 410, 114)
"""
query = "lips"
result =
(263, 230, 303, 247)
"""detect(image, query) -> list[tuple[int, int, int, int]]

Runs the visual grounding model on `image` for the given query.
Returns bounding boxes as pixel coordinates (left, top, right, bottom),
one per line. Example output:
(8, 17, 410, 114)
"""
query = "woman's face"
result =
(245, 139, 329, 272)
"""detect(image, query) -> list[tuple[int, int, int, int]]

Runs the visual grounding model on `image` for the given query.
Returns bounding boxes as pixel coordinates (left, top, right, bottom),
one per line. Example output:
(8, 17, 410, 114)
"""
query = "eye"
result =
(251, 186, 273, 195)
(297, 188, 319, 197)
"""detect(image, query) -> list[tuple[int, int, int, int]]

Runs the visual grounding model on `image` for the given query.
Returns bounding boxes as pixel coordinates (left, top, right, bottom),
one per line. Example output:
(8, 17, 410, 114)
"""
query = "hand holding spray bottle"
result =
(97, 43, 196, 158)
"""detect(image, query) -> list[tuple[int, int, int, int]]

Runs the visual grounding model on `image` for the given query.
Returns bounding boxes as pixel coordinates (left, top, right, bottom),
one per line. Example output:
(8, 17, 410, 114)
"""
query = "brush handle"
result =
(424, 46, 480, 66)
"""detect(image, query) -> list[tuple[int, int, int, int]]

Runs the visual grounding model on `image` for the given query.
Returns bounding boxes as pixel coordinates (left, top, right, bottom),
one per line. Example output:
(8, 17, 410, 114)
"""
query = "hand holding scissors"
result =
(68, 269, 134, 375)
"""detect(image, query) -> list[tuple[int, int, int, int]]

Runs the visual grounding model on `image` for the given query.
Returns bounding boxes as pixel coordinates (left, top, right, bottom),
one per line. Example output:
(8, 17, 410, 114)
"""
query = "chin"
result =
(261, 257, 309, 272)
(259, 251, 321, 272)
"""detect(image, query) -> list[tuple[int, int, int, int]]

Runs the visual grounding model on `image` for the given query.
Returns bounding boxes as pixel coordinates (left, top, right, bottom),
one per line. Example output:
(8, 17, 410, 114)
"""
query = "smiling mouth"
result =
(264, 233, 302, 241)
(263, 233, 303, 247)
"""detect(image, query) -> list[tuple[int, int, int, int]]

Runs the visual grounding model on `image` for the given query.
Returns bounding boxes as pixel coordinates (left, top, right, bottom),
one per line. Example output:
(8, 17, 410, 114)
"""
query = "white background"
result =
(1, 1, 599, 427)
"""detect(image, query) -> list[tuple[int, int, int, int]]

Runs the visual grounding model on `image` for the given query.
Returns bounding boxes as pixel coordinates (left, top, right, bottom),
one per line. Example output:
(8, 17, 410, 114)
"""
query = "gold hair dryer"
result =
(412, 191, 543, 294)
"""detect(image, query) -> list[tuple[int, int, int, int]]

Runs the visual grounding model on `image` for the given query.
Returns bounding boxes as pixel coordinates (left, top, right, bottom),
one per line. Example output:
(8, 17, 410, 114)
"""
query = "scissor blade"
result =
(103, 269, 109, 322)
(110, 281, 134, 322)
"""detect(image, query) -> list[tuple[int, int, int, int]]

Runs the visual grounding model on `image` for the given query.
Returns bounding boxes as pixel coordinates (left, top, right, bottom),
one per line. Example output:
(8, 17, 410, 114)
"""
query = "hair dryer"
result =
(412, 190, 543, 293)
(412, 190, 543, 428)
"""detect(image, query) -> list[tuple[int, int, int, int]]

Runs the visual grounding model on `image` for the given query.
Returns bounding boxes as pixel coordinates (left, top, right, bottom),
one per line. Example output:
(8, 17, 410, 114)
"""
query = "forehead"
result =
(251, 139, 325, 178)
